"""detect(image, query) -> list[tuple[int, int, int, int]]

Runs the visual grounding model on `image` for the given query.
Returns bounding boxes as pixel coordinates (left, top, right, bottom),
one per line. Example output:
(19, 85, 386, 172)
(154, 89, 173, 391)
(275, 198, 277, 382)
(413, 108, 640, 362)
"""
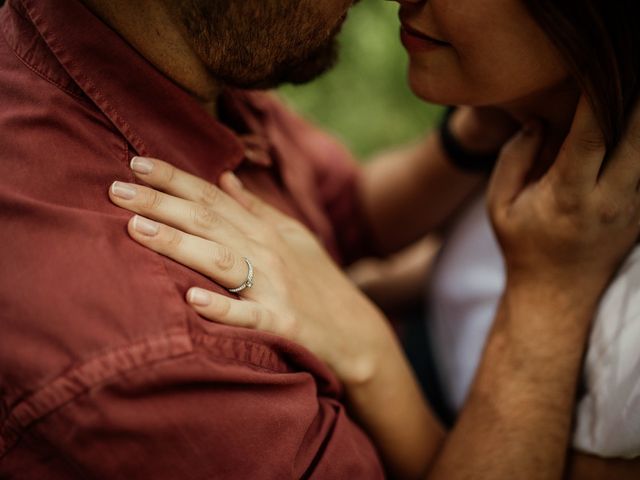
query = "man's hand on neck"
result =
(81, 0, 222, 117)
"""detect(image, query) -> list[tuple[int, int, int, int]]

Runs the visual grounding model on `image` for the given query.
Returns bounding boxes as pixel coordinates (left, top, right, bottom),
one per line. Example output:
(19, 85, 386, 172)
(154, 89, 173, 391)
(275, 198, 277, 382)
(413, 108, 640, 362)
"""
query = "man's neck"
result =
(81, 0, 222, 117)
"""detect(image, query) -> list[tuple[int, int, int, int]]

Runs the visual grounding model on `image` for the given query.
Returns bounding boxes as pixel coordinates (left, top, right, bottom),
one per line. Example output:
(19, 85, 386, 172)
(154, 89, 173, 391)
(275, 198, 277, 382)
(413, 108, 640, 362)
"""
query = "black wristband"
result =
(439, 107, 499, 174)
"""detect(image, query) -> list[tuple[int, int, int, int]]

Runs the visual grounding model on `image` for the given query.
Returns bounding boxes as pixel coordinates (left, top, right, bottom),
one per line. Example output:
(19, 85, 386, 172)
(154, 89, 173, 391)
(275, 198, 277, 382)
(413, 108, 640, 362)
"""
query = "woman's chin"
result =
(407, 74, 463, 106)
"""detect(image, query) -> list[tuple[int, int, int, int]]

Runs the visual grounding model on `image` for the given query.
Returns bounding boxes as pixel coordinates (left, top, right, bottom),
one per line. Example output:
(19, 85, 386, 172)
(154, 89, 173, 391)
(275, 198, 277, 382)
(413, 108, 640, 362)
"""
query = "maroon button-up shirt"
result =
(0, 0, 383, 478)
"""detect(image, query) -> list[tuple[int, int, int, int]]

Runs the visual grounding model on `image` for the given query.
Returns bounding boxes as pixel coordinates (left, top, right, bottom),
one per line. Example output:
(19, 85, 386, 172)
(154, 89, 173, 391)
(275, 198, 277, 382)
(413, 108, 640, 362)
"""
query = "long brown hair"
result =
(523, 0, 640, 150)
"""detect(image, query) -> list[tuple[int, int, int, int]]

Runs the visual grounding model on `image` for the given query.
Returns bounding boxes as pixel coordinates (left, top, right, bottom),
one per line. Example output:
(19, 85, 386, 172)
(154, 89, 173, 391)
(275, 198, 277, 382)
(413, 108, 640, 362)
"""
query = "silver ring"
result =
(228, 257, 254, 294)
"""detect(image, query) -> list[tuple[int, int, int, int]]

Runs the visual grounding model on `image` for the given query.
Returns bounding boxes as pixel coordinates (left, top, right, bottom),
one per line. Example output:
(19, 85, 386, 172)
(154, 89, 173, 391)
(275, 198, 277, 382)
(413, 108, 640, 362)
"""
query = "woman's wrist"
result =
(343, 328, 444, 479)
(338, 316, 401, 389)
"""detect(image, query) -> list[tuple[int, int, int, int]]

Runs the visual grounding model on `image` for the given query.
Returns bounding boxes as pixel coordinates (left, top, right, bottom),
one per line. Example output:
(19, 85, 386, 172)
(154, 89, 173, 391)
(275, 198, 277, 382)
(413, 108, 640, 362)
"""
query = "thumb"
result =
(488, 121, 544, 209)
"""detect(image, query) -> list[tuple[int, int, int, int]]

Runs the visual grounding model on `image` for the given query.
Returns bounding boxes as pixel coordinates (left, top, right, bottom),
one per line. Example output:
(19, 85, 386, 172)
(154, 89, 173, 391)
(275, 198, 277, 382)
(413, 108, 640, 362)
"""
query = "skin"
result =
(397, 0, 571, 107)
(361, 0, 580, 255)
(82, 0, 353, 115)
(90, 0, 640, 477)
(108, 102, 640, 478)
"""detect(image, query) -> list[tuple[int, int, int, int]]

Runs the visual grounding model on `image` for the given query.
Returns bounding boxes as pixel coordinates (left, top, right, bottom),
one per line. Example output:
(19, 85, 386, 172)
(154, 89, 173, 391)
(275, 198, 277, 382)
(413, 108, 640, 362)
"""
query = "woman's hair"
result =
(523, 0, 640, 149)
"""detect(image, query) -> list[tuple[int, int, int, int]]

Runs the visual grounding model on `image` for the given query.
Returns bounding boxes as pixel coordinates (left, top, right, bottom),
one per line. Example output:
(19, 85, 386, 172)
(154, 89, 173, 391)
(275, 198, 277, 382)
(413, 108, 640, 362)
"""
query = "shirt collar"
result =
(17, 0, 249, 178)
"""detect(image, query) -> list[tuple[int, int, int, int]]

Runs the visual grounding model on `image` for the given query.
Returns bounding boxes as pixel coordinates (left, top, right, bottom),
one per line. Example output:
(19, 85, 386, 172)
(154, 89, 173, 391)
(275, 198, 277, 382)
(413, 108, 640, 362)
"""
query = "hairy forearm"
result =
(567, 453, 640, 479)
(427, 284, 594, 480)
(342, 282, 626, 480)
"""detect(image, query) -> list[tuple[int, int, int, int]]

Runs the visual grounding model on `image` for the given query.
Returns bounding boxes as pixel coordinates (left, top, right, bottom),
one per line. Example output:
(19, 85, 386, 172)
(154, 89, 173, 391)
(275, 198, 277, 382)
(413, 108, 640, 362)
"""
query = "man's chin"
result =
(232, 40, 339, 90)
(272, 40, 339, 87)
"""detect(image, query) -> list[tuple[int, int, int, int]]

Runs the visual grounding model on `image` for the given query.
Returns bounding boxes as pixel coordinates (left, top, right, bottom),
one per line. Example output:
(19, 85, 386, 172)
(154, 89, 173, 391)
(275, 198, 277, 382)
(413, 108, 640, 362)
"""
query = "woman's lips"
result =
(400, 24, 450, 53)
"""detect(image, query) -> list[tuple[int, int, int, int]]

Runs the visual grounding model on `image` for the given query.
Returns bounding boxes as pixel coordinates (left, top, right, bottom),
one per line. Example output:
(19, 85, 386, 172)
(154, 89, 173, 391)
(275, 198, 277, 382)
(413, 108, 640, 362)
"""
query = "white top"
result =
(427, 194, 640, 459)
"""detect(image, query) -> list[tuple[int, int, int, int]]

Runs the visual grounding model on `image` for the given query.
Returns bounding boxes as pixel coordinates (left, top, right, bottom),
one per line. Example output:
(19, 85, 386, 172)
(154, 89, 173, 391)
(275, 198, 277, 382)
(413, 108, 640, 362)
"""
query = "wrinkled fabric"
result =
(0, 0, 383, 477)
(427, 193, 640, 459)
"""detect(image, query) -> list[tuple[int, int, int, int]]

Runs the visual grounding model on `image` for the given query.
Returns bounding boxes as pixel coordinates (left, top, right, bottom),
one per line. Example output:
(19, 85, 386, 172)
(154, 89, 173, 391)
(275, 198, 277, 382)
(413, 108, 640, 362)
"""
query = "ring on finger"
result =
(228, 257, 254, 294)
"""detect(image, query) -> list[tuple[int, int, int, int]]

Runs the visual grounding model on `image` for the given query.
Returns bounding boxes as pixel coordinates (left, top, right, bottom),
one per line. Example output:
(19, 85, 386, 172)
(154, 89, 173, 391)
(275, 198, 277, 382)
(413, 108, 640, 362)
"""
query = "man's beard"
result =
(176, 0, 346, 90)
(244, 37, 339, 90)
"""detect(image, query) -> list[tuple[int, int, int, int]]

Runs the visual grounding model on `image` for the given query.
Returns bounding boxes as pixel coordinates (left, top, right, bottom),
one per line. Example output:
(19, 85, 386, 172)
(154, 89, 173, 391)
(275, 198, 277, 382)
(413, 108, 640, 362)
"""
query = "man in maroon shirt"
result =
(0, 0, 388, 477)
(1, 0, 638, 478)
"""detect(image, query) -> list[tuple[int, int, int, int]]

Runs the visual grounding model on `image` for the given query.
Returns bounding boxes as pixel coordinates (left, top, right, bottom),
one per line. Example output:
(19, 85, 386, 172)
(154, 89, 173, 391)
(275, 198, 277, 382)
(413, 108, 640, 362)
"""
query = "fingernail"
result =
(227, 172, 243, 189)
(111, 181, 137, 200)
(132, 215, 159, 236)
(130, 156, 154, 174)
(188, 288, 212, 307)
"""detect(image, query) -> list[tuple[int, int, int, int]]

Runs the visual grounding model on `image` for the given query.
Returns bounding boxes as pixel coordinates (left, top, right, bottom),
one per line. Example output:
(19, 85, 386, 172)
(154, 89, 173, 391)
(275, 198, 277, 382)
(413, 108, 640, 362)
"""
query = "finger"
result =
(110, 181, 246, 247)
(487, 121, 544, 208)
(129, 156, 261, 233)
(127, 215, 250, 289)
(549, 95, 605, 192)
(219, 171, 294, 225)
(187, 288, 277, 332)
(599, 97, 640, 195)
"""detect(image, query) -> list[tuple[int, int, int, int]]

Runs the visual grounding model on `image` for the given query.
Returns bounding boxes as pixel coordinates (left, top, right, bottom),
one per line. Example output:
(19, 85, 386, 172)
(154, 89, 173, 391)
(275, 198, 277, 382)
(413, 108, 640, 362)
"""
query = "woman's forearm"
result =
(359, 108, 516, 255)
(359, 131, 483, 254)
(345, 332, 445, 480)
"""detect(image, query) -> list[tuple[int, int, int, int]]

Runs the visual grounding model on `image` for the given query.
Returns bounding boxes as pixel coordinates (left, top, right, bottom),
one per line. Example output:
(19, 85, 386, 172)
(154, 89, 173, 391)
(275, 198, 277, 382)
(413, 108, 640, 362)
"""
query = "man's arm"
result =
(425, 285, 593, 479)
(1, 345, 384, 479)
(568, 453, 640, 479)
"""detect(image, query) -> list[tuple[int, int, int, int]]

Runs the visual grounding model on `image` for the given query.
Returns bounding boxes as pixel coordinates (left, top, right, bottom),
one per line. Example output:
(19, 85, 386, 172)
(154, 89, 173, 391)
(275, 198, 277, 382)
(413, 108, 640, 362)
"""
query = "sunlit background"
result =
(279, 0, 442, 159)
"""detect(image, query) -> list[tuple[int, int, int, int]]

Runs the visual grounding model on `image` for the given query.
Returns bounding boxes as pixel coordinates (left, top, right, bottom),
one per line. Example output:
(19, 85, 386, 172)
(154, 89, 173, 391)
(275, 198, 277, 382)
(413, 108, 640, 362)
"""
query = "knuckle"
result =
(262, 249, 285, 271)
(248, 307, 267, 329)
(275, 217, 303, 236)
(549, 175, 586, 212)
(142, 188, 163, 210)
(191, 206, 218, 230)
(576, 133, 605, 155)
(164, 228, 183, 250)
(248, 225, 278, 247)
(211, 296, 231, 318)
(551, 159, 584, 187)
(162, 163, 178, 186)
(598, 202, 622, 224)
(212, 246, 235, 272)
(555, 191, 584, 214)
(199, 182, 221, 206)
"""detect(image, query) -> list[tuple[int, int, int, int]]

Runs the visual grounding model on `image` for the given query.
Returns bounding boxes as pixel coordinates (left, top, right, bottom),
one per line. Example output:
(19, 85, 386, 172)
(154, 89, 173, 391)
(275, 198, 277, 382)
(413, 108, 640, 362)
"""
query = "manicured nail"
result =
(111, 181, 137, 200)
(132, 215, 159, 236)
(130, 156, 154, 174)
(188, 288, 212, 307)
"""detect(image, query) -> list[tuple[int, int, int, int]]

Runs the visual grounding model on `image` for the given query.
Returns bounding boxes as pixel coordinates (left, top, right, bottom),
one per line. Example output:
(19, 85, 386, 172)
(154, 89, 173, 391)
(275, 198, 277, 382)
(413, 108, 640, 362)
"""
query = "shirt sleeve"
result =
(573, 248, 640, 459)
(2, 339, 383, 479)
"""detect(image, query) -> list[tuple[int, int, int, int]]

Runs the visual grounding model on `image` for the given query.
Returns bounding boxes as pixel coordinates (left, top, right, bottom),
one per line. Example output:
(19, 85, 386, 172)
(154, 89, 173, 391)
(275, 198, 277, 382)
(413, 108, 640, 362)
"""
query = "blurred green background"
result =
(279, 0, 442, 160)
